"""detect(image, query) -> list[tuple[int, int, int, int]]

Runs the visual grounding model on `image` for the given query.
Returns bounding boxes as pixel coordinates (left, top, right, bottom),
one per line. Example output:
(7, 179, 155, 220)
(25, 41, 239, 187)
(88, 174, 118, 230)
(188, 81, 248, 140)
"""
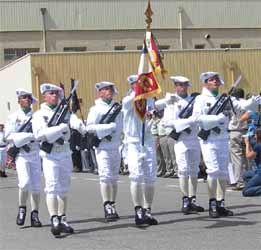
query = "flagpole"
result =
(140, 1, 152, 147)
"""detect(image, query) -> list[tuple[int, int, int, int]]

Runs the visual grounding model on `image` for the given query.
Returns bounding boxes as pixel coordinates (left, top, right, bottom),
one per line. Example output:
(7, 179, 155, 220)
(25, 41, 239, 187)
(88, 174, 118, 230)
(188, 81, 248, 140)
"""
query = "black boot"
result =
(16, 206, 26, 226)
(144, 208, 158, 225)
(190, 196, 205, 212)
(209, 198, 219, 218)
(51, 215, 61, 236)
(59, 215, 74, 234)
(110, 201, 120, 220)
(217, 199, 234, 216)
(134, 206, 146, 226)
(30, 210, 42, 227)
(0, 170, 8, 177)
(104, 201, 116, 222)
(182, 196, 191, 214)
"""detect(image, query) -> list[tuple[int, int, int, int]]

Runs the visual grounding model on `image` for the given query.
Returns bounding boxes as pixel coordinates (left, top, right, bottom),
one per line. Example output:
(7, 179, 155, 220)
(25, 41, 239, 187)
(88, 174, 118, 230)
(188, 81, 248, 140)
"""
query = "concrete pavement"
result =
(1, 169, 261, 250)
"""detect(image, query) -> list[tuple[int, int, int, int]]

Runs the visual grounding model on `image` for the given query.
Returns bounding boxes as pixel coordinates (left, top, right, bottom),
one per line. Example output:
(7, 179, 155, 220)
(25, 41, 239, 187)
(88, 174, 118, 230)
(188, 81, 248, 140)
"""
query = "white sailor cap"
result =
(15, 88, 37, 104)
(95, 81, 118, 94)
(170, 76, 191, 86)
(200, 71, 224, 85)
(40, 83, 64, 99)
(127, 75, 138, 85)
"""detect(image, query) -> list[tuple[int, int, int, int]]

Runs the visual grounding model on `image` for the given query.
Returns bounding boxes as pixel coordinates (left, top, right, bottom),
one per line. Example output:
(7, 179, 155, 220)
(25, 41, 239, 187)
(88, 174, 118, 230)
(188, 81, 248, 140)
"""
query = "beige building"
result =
(1, 0, 261, 67)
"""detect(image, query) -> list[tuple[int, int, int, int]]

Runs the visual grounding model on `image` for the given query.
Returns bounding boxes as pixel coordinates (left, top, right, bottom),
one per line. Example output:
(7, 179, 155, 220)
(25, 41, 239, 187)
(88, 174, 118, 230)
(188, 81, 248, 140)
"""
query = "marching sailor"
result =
(122, 75, 158, 226)
(5, 89, 42, 227)
(86, 81, 123, 222)
(155, 76, 204, 214)
(32, 83, 85, 236)
(193, 71, 261, 218)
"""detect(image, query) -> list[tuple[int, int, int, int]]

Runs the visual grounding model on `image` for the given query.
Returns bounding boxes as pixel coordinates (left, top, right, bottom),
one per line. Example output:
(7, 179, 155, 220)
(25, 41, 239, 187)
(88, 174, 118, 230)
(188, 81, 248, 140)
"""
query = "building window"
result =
(4, 48, 39, 61)
(114, 46, 126, 51)
(220, 44, 241, 49)
(158, 45, 170, 50)
(63, 47, 87, 52)
(194, 44, 205, 49)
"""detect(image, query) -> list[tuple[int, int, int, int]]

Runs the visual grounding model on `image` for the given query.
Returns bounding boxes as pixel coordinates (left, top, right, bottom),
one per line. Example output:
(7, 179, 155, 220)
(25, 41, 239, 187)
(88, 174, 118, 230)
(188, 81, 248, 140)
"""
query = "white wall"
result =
(0, 55, 32, 123)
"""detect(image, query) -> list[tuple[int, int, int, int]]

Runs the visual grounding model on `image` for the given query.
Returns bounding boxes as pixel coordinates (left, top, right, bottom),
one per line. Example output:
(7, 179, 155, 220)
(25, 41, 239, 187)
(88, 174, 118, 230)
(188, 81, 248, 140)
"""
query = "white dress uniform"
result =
(165, 95, 201, 178)
(86, 98, 123, 183)
(5, 108, 41, 193)
(122, 91, 157, 184)
(33, 103, 85, 197)
(193, 87, 258, 180)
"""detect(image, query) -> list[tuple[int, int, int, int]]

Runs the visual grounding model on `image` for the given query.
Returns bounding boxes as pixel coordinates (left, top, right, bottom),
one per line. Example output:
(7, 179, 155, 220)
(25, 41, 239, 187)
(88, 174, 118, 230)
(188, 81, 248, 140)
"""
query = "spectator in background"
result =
(228, 88, 249, 190)
(242, 128, 261, 196)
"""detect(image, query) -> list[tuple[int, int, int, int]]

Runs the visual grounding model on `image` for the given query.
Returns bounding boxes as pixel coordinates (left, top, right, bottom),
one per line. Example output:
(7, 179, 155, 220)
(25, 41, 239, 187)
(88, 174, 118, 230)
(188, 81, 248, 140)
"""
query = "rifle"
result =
(197, 75, 242, 141)
(7, 116, 33, 159)
(168, 93, 199, 140)
(40, 82, 79, 153)
(86, 102, 122, 148)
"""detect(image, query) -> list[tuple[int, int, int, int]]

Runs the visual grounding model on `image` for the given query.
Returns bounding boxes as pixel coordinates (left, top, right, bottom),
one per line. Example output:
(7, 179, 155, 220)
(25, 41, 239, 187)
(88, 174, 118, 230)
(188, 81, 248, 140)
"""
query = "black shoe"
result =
(144, 208, 158, 225)
(217, 199, 234, 216)
(104, 201, 117, 222)
(59, 215, 74, 234)
(110, 202, 120, 220)
(31, 210, 42, 227)
(135, 206, 146, 226)
(190, 196, 204, 212)
(209, 198, 219, 218)
(51, 215, 61, 236)
(0, 170, 8, 177)
(16, 206, 26, 226)
(163, 172, 173, 178)
(182, 196, 191, 214)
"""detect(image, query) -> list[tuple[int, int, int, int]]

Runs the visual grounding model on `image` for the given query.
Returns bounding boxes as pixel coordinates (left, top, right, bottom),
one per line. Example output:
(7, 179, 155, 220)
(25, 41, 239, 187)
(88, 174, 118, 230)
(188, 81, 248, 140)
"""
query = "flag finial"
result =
(145, 0, 153, 31)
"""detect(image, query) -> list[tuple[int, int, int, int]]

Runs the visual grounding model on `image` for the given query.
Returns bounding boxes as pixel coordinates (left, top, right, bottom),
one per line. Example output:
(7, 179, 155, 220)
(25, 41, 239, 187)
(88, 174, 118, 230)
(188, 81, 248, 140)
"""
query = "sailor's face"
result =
(175, 82, 189, 96)
(18, 95, 32, 108)
(205, 75, 221, 91)
(98, 86, 114, 101)
(44, 90, 59, 105)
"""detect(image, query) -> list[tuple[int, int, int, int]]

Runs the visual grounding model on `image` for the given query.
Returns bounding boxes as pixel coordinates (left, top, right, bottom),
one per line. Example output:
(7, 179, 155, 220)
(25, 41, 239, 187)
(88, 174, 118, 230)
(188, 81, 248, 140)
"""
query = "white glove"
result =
(217, 113, 227, 124)
(59, 123, 69, 133)
(165, 95, 178, 105)
(108, 122, 117, 133)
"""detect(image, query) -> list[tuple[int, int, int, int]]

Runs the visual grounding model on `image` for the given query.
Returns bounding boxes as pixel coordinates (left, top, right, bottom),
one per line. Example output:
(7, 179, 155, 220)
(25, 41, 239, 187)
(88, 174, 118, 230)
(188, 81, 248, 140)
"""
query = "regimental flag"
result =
(146, 31, 167, 79)
(134, 36, 162, 120)
(70, 78, 81, 114)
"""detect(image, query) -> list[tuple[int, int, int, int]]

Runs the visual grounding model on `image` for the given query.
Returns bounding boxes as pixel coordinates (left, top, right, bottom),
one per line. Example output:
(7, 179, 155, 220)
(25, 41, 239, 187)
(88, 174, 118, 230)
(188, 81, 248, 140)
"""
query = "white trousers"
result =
(200, 138, 229, 180)
(174, 139, 201, 178)
(41, 151, 73, 197)
(95, 148, 121, 183)
(127, 140, 157, 184)
(16, 151, 41, 193)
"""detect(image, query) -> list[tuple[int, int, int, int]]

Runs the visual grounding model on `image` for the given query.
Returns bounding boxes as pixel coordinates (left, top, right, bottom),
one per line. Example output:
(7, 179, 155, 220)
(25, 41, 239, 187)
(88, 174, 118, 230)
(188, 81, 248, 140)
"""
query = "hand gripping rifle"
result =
(40, 81, 79, 153)
(7, 116, 33, 159)
(87, 102, 122, 148)
(197, 75, 242, 141)
(168, 93, 199, 140)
